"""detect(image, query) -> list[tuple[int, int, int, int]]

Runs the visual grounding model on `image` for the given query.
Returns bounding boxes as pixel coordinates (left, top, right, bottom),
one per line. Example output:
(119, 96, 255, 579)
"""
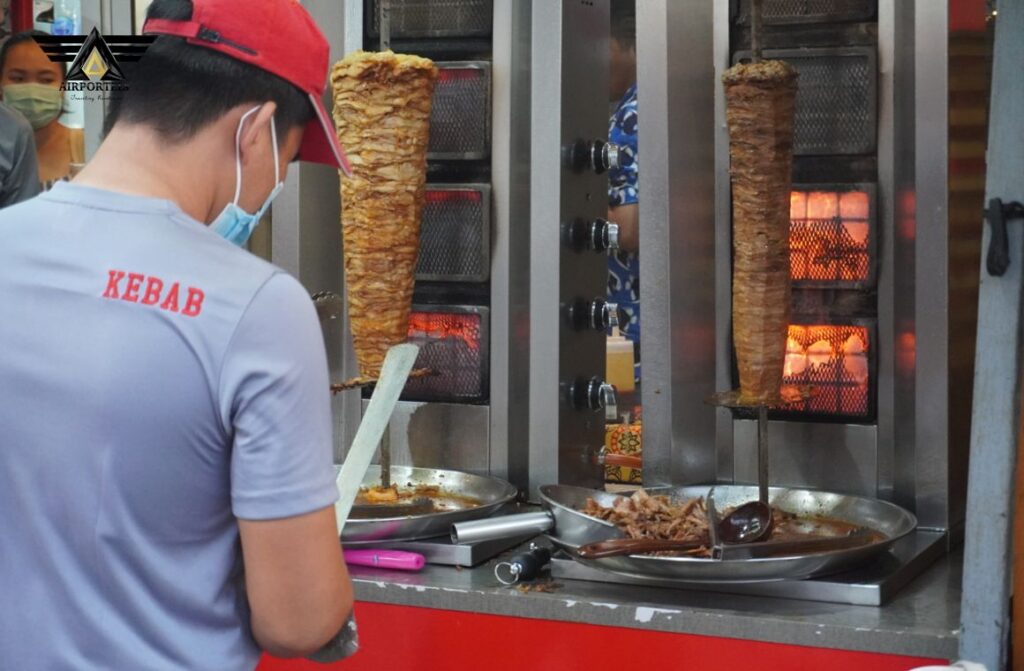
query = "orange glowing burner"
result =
(789, 184, 876, 288)
(782, 323, 872, 418)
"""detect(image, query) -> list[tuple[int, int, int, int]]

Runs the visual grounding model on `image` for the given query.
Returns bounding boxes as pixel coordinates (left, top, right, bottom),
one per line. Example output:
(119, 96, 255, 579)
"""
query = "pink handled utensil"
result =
(343, 549, 426, 572)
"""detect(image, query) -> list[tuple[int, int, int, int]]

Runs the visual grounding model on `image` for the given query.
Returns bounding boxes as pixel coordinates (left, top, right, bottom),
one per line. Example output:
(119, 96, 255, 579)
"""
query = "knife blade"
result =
(334, 343, 420, 531)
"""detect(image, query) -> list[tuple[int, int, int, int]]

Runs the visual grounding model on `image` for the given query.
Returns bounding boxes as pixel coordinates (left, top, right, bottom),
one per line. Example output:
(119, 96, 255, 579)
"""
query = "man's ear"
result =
(238, 102, 278, 166)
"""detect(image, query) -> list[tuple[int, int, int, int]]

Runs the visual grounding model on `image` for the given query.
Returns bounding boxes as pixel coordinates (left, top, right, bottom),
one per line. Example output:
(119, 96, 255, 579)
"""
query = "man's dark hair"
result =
(103, 0, 313, 140)
(0, 30, 67, 78)
(611, 0, 636, 51)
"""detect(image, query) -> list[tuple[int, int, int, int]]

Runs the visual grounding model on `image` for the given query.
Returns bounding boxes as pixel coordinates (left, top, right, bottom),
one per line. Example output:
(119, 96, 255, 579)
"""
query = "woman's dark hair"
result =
(0, 30, 67, 79)
(103, 0, 313, 140)
(611, 0, 636, 52)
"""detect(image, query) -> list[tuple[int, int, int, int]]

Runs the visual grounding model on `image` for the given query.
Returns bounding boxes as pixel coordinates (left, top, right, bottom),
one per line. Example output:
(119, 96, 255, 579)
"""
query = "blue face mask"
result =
(210, 106, 284, 246)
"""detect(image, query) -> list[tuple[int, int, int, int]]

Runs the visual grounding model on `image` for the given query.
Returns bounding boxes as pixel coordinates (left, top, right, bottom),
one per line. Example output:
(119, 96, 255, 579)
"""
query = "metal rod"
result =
(750, 0, 763, 63)
(380, 426, 391, 489)
(757, 404, 769, 503)
(378, 0, 390, 51)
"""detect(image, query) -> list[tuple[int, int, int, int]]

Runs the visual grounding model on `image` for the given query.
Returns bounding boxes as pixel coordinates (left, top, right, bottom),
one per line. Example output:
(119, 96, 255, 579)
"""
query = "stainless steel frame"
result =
(639, 0, 964, 541)
(526, 0, 611, 497)
(637, 0, 718, 487)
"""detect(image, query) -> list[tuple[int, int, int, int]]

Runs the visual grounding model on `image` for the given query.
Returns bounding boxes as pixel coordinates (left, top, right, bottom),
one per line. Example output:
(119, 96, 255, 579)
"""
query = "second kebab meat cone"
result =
(723, 60, 799, 405)
(332, 51, 438, 380)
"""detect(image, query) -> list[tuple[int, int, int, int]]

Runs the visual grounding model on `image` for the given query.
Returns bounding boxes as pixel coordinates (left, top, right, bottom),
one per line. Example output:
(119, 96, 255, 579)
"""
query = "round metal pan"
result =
(541, 484, 917, 582)
(340, 465, 518, 546)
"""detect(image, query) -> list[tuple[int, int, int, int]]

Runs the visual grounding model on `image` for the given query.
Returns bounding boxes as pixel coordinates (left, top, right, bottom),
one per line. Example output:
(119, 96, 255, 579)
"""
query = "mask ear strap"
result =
(233, 106, 261, 205)
(270, 115, 280, 186)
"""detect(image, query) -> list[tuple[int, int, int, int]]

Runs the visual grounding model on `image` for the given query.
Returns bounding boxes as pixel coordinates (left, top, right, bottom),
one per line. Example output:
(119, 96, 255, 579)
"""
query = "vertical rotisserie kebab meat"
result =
(722, 60, 799, 405)
(331, 51, 438, 381)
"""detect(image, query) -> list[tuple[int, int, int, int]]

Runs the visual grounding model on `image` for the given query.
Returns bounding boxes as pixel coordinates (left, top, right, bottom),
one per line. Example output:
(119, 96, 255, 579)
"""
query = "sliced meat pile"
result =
(582, 489, 711, 555)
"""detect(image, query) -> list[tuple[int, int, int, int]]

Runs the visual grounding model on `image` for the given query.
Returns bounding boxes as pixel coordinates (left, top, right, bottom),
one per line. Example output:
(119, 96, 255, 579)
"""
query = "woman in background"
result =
(0, 31, 84, 188)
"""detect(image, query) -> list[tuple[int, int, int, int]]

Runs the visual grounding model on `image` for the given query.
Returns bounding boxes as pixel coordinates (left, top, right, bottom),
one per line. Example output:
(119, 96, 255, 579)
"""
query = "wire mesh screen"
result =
(789, 186, 875, 288)
(781, 324, 872, 418)
(402, 307, 489, 403)
(734, 48, 877, 155)
(417, 186, 490, 282)
(367, 0, 493, 39)
(737, 0, 875, 24)
(428, 63, 491, 160)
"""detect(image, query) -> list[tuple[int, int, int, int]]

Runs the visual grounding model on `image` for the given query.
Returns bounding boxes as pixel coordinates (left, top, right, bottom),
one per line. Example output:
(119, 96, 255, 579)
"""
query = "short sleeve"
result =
(219, 272, 338, 520)
(0, 112, 42, 207)
(608, 86, 639, 207)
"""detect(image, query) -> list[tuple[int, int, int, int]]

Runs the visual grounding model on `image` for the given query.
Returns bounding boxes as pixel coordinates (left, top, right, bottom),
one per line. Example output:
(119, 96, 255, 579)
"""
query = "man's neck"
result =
(72, 124, 222, 225)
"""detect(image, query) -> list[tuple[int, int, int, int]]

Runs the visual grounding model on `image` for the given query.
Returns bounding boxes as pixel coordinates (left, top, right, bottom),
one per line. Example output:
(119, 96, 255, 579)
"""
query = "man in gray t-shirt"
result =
(0, 1, 358, 669)
(0, 100, 41, 207)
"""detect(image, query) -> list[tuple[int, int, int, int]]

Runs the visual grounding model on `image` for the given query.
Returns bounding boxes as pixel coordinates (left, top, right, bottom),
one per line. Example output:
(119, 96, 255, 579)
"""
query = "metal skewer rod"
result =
(378, 0, 391, 52)
(757, 404, 769, 504)
(750, 0, 764, 63)
(380, 425, 391, 490)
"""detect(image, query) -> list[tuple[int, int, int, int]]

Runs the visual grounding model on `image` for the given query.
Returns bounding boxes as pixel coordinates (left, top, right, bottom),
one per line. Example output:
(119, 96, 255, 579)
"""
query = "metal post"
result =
(638, 0, 717, 486)
(959, 2, 1024, 668)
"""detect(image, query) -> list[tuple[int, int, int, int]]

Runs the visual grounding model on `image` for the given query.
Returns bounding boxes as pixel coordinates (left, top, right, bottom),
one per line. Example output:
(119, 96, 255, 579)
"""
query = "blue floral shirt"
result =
(608, 83, 639, 381)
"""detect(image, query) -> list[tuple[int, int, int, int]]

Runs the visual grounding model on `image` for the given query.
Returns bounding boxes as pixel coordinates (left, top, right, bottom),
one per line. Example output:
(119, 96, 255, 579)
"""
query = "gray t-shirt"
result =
(0, 182, 339, 670)
(0, 101, 42, 207)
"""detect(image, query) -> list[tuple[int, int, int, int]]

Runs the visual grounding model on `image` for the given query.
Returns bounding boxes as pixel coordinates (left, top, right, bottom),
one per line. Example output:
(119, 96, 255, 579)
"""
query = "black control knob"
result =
(569, 377, 617, 412)
(566, 299, 620, 331)
(566, 218, 620, 253)
(566, 139, 622, 174)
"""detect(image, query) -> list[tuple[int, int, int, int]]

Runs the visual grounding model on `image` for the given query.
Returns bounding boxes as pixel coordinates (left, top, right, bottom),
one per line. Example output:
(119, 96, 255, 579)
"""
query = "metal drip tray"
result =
(548, 530, 946, 606)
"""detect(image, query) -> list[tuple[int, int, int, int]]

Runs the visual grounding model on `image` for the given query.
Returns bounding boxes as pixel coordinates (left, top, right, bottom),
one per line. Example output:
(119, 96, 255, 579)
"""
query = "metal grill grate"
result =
(789, 184, 876, 288)
(737, 0, 875, 24)
(402, 306, 489, 403)
(367, 0, 493, 39)
(781, 323, 872, 418)
(417, 185, 490, 283)
(429, 63, 491, 160)
(734, 47, 877, 155)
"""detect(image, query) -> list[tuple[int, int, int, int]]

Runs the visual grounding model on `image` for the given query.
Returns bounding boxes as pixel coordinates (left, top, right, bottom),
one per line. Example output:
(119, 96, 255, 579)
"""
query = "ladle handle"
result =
(601, 453, 643, 469)
(576, 538, 706, 559)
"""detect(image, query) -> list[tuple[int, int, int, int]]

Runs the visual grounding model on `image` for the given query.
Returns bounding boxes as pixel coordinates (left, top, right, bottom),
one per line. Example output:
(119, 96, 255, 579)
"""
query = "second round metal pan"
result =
(541, 484, 917, 582)
(340, 465, 518, 546)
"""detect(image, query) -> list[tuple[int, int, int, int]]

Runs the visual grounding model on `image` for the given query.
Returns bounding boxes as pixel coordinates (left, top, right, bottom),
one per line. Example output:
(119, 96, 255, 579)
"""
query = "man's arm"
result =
(609, 202, 639, 254)
(239, 507, 352, 658)
(0, 107, 41, 207)
(220, 273, 354, 658)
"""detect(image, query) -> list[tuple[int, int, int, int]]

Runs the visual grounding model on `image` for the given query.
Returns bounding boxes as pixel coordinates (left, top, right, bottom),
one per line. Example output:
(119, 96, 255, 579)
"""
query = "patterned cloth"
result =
(607, 83, 640, 382)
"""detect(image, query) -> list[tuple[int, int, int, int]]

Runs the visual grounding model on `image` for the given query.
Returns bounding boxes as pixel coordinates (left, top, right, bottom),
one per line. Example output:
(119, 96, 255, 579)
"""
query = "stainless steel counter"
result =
(348, 546, 961, 660)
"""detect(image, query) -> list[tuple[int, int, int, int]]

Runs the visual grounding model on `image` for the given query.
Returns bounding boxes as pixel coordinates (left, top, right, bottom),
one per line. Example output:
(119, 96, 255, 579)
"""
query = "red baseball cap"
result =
(143, 0, 351, 175)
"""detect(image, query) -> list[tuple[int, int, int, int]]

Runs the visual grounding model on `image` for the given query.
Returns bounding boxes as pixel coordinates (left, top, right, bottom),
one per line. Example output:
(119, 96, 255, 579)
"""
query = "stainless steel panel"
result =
(713, 0, 736, 482)
(366, 400, 490, 475)
(734, 421, 878, 497)
(489, 0, 532, 488)
(275, 0, 360, 462)
(367, 0, 493, 39)
(527, 0, 609, 497)
(913, 0, 950, 531)
(429, 61, 491, 161)
(638, 0, 718, 486)
(417, 184, 491, 283)
(875, 0, 916, 509)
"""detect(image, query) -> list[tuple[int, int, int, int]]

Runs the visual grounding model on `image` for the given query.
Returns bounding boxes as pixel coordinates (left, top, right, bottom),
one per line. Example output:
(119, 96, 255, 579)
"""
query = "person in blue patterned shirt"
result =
(608, 0, 639, 383)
